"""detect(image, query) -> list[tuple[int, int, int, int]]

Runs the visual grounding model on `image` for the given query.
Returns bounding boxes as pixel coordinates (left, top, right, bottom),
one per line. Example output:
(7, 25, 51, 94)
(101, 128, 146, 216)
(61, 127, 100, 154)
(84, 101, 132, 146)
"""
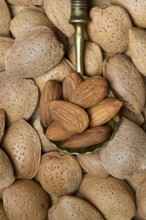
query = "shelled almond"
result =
(40, 73, 123, 149)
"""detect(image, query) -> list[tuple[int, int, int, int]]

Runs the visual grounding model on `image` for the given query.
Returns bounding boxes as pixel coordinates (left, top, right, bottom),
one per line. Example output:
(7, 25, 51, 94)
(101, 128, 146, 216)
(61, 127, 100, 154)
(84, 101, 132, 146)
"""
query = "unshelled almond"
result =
(40, 80, 62, 127)
(70, 76, 109, 109)
(62, 72, 83, 101)
(88, 98, 123, 127)
(49, 101, 89, 134)
(46, 121, 72, 141)
(63, 126, 111, 149)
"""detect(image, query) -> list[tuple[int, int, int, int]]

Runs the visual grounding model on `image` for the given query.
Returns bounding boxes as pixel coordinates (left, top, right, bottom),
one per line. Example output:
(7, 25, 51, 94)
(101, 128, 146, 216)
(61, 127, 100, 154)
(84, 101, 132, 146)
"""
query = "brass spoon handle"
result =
(69, 0, 88, 75)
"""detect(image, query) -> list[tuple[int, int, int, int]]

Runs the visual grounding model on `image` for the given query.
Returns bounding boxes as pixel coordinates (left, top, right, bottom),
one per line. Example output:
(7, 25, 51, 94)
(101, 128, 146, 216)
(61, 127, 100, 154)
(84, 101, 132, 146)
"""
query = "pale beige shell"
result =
(0, 109, 5, 143)
(2, 119, 41, 179)
(9, 5, 26, 17)
(34, 58, 74, 91)
(103, 54, 146, 115)
(10, 7, 53, 38)
(126, 170, 146, 192)
(5, 26, 64, 78)
(69, 41, 103, 77)
(87, 5, 132, 54)
(0, 77, 39, 124)
(0, 201, 9, 220)
(77, 151, 109, 178)
(44, 0, 74, 37)
(6, 0, 43, 6)
(0, 37, 14, 72)
(32, 117, 57, 153)
(3, 180, 51, 220)
(48, 196, 104, 220)
(0, 0, 11, 36)
(0, 149, 15, 190)
(79, 175, 136, 220)
(136, 180, 146, 219)
(100, 117, 146, 179)
(111, 0, 146, 28)
(38, 151, 82, 197)
(128, 27, 146, 77)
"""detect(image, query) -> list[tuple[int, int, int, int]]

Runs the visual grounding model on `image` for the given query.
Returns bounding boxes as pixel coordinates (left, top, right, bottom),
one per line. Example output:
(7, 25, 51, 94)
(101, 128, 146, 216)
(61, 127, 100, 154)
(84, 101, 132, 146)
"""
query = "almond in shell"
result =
(5, 26, 64, 78)
(48, 196, 104, 220)
(3, 180, 51, 220)
(40, 80, 62, 127)
(0, 37, 14, 71)
(46, 121, 72, 141)
(49, 101, 89, 134)
(37, 151, 82, 197)
(0, 201, 9, 220)
(0, 0, 11, 36)
(87, 5, 132, 54)
(10, 7, 53, 38)
(88, 98, 123, 127)
(70, 76, 109, 109)
(0, 77, 39, 124)
(62, 72, 83, 101)
(63, 126, 111, 149)
(34, 58, 75, 92)
(44, 0, 74, 37)
(0, 149, 15, 190)
(2, 119, 41, 179)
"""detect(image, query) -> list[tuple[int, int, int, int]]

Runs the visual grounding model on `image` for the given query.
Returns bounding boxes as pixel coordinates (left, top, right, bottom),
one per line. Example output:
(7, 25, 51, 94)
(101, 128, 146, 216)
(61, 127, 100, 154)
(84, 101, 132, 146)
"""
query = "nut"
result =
(62, 126, 111, 149)
(69, 41, 103, 77)
(70, 76, 109, 109)
(10, 7, 53, 38)
(49, 100, 89, 134)
(87, 98, 122, 127)
(40, 80, 62, 127)
(103, 54, 145, 114)
(44, 0, 74, 37)
(0, 0, 11, 36)
(46, 121, 72, 141)
(0, 37, 14, 71)
(62, 72, 83, 101)
(37, 151, 82, 197)
(87, 5, 132, 54)
(5, 26, 64, 78)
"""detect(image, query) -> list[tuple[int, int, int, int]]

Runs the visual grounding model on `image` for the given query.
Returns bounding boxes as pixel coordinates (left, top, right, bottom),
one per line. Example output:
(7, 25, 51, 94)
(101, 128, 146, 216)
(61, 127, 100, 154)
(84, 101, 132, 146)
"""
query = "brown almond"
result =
(62, 72, 83, 101)
(63, 126, 111, 149)
(40, 80, 62, 127)
(49, 101, 89, 134)
(88, 98, 123, 127)
(70, 76, 109, 109)
(46, 121, 72, 141)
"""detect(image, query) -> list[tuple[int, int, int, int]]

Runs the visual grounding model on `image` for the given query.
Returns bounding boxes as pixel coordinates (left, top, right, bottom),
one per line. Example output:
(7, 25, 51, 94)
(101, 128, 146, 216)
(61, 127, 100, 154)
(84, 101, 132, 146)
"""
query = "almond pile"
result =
(40, 73, 122, 149)
(1, 0, 146, 220)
